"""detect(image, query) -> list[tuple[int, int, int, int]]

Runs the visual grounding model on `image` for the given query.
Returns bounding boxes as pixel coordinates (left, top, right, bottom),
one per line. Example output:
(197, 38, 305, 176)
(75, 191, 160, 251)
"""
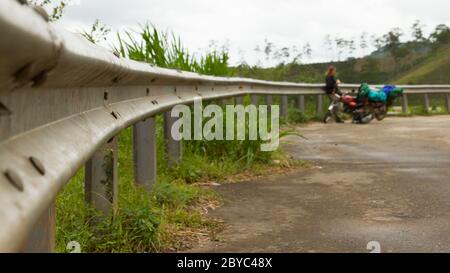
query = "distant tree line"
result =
(248, 21, 450, 67)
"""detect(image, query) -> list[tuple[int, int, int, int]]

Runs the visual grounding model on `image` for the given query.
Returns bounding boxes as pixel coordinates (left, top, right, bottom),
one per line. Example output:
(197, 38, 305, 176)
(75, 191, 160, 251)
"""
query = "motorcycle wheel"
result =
(323, 111, 333, 123)
(375, 108, 387, 121)
(375, 113, 386, 121)
(359, 114, 374, 124)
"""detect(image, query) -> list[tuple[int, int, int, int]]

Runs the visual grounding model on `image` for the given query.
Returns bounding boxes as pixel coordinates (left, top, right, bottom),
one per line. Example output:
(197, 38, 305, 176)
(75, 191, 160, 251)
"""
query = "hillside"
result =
(394, 45, 450, 84)
(233, 43, 450, 85)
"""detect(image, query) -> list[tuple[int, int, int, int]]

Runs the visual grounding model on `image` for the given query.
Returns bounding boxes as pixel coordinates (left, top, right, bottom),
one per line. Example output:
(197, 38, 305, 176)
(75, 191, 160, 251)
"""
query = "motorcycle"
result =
(323, 84, 403, 124)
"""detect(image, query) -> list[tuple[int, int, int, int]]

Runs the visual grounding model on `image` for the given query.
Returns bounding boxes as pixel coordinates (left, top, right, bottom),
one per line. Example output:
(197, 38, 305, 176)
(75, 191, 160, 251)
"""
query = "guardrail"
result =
(1, 0, 450, 252)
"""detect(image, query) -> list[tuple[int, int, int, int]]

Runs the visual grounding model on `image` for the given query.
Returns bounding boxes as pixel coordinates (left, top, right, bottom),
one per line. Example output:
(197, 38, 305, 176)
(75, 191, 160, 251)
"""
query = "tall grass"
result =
(114, 23, 229, 76)
(115, 23, 276, 170)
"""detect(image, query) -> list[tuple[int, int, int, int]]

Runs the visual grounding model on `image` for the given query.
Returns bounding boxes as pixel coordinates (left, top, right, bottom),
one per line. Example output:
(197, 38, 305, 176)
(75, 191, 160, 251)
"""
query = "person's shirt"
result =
(325, 75, 337, 94)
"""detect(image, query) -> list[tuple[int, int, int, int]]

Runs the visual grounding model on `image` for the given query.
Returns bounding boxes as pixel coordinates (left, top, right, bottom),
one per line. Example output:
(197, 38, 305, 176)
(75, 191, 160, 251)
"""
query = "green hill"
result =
(394, 45, 450, 84)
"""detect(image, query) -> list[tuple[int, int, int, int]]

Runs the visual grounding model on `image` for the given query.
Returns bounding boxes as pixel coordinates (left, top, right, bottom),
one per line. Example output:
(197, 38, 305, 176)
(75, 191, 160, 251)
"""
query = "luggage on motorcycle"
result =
(358, 83, 387, 103)
(380, 85, 404, 98)
(368, 90, 387, 102)
(358, 83, 371, 98)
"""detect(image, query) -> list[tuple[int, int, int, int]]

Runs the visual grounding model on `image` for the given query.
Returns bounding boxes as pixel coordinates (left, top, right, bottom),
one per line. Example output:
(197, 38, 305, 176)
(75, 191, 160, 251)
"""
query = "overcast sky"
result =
(57, 0, 450, 66)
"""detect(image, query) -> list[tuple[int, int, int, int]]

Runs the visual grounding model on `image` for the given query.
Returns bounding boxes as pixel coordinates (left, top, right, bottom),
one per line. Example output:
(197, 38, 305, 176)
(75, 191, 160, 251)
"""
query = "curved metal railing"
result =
(0, 0, 449, 252)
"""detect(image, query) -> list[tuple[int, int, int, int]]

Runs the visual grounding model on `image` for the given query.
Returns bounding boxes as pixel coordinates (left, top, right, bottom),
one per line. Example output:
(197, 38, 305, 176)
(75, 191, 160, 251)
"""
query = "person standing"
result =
(324, 66, 344, 123)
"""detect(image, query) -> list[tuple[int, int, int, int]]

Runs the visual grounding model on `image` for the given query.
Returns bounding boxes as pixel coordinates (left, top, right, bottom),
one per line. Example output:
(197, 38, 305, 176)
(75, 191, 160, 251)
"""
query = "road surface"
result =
(189, 116, 450, 253)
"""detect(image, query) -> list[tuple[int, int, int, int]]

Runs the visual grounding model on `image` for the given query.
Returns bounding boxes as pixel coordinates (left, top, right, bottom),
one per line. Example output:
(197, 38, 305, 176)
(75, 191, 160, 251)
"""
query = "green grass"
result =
(56, 128, 221, 253)
(395, 45, 450, 85)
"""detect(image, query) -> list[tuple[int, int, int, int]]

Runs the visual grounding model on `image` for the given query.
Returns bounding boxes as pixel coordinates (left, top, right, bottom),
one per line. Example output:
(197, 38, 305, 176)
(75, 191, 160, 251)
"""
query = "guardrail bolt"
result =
(111, 111, 119, 119)
(112, 76, 120, 84)
(13, 62, 33, 83)
(31, 70, 48, 87)
(4, 169, 24, 192)
(29, 157, 46, 175)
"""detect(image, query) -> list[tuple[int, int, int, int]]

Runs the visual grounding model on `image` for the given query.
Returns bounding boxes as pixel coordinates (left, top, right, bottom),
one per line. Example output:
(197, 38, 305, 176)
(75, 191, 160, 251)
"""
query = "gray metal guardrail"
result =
(0, 0, 450, 252)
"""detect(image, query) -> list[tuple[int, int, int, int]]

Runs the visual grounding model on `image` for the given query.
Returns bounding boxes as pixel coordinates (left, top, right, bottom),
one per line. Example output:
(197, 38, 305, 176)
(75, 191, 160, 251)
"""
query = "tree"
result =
(383, 28, 403, 49)
(382, 28, 410, 61)
(411, 20, 427, 43)
(302, 43, 312, 61)
(324, 34, 334, 61)
(30, 0, 69, 21)
(380, 28, 410, 73)
(371, 34, 384, 51)
(263, 39, 274, 62)
(280, 47, 290, 64)
(429, 24, 450, 46)
(346, 39, 356, 58)
(335, 38, 346, 61)
(360, 32, 369, 55)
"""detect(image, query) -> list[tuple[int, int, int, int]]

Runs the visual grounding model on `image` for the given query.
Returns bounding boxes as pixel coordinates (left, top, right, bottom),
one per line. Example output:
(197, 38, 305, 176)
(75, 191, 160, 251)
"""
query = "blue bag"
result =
(368, 89, 387, 102)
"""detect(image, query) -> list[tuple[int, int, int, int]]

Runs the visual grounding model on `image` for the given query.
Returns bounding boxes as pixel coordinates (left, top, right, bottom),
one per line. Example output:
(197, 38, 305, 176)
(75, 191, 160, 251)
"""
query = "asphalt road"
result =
(189, 116, 450, 253)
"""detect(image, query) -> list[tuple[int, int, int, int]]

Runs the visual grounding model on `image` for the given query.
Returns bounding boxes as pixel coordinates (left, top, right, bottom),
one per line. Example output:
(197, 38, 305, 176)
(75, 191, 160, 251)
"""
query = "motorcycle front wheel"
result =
(323, 111, 333, 123)
(375, 107, 388, 121)
(375, 112, 387, 121)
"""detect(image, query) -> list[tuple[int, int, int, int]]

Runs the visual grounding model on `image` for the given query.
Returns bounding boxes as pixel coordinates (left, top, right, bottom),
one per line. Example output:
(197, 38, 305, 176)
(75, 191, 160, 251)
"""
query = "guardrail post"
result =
(164, 111, 182, 166)
(221, 98, 230, 107)
(446, 94, 450, 114)
(251, 95, 259, 107)
(402, 94, 409, 114)
(297, 95, 305, 113)
(133, 118, 157, 192)
(424, 94, 430, 113)
(265, 95, 273, 106)
(235, 95, 244, 105)
(316, 95, 324, 116)
(265, 95, 273, 115)
(22, 202, 55, 253)
(281, 95, 289, 120)
(85, 138, 119, 216)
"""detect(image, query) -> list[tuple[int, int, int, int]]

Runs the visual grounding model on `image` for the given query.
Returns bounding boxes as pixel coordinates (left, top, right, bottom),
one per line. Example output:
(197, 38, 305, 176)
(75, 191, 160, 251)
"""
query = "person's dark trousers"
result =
(327, 93, 344, 122)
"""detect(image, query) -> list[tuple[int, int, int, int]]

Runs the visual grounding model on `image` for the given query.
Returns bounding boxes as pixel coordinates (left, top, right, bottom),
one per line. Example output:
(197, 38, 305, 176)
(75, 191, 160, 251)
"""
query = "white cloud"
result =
(57, 0, 450, 65)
